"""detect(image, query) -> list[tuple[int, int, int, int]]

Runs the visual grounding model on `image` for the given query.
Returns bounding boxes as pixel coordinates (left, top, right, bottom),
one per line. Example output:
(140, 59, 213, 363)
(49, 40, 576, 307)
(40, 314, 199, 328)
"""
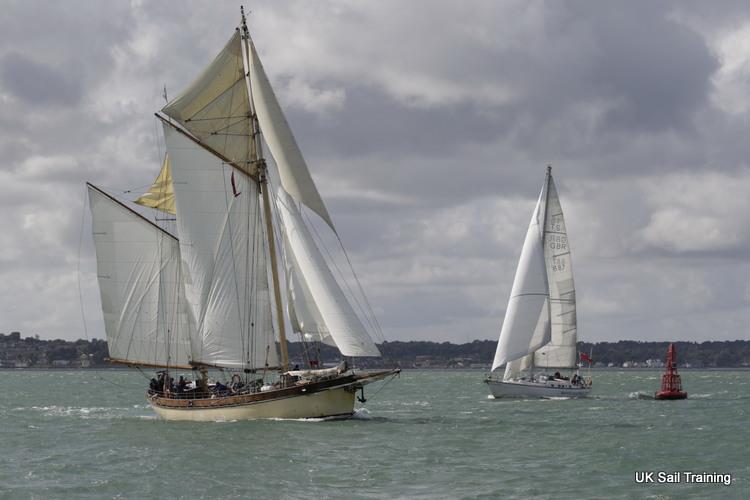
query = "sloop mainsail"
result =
(491, 168, 579, 379)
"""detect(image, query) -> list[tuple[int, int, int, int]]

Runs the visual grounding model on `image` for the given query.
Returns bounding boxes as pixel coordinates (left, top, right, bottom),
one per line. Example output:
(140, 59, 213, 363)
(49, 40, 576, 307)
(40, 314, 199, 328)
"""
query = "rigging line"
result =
(207, 116, 250, 134)
(298, 206, 372, 329)
(245, 184, 259, 367)
(184, 115, 251, 122)
(267, 183, 294, 360)
(333, 229, 387, 342)
(301, 208, 382, 341)
(364, 371, 399, 401)
(221, 163, 248, 368)
(180, 75, 246, 124)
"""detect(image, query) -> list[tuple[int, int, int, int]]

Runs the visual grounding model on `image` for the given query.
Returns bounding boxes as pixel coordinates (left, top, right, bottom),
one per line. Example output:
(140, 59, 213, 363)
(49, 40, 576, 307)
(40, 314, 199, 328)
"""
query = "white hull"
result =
(485, 378, 590, 399)
(150, 385, 356, 422)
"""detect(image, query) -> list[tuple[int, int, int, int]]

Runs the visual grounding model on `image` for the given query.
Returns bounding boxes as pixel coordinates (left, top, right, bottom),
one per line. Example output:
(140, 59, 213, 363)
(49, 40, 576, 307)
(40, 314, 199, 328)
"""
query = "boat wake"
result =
(628, 391, 655, 400)
(20, 405, 148, 420)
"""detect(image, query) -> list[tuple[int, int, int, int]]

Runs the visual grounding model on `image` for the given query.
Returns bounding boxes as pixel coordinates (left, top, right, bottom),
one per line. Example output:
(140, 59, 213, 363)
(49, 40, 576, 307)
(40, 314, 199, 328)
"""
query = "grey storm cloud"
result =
(0, 52, 83, 106)
(1, 0, 749, 345)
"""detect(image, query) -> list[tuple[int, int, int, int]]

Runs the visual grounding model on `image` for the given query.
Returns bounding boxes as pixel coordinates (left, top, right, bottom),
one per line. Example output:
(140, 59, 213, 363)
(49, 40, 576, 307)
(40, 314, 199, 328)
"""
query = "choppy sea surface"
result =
(0, 369, 747, 499)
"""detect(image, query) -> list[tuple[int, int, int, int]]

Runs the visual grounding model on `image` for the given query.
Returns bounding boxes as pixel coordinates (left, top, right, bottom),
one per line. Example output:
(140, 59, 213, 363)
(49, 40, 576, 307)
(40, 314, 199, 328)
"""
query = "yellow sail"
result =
(135, 155, 176, 215)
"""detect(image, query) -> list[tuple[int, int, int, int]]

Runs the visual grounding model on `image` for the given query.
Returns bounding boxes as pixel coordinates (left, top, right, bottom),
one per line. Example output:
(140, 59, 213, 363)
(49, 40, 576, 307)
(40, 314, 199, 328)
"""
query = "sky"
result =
(1, 0, 750, 344)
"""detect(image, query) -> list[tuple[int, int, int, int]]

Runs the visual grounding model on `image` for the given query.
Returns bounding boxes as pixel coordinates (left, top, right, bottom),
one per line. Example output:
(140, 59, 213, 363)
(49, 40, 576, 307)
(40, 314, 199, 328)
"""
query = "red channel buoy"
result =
(655, 343, 687, 400)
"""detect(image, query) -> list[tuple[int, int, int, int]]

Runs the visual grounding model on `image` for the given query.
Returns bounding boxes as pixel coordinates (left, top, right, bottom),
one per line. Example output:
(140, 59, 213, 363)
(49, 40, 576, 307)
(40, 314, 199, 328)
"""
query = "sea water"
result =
(0, 369, 747, 499)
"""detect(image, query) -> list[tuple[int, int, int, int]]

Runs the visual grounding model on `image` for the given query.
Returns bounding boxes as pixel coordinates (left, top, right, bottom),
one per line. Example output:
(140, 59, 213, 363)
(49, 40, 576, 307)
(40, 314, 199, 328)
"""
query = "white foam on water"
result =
(267, 416, 328, 422)
(352, 408, 372, 420)
(628, 391, 654, 400)
(27, 405, 135, 420)
(402, 400, 430, 407)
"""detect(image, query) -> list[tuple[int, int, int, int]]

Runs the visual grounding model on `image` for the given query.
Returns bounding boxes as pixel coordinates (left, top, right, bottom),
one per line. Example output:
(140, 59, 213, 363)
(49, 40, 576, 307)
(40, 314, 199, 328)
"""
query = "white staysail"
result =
(275, 189, 380, 357)
(88, 184, 193, 368)
(491, 185, 551, 373)
(246, 38, 334, 230)
(534, 175, 577, 369)
(503, 354, 533, 381)
(285, 246, 337, 347)
(162, 32, 258, 176)
(163, 123, 279, 370)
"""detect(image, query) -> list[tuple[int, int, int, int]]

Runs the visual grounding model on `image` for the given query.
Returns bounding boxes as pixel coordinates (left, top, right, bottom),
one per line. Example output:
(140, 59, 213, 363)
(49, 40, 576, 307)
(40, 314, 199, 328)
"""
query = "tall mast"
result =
(539, 164, 554, 373)
(240, 7, 289, 371)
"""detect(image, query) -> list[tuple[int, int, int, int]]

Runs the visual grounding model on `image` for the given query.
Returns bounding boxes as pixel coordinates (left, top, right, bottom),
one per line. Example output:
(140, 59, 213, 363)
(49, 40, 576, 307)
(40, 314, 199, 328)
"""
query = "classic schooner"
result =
(485, 166, 591, 398)
(87, 10, 399, 421)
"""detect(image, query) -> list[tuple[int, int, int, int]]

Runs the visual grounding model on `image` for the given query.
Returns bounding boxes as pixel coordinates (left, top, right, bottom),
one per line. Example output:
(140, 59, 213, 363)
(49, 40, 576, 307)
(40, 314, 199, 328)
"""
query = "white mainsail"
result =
(162, 124, 279, 370)
(246, 38, 334, 229)
(534, 175, 577, 369)
(88, 184, 193, 368)
(493, 169, 580, 377)
(275, 190, 380, 357)
(491, 181, 551, 373)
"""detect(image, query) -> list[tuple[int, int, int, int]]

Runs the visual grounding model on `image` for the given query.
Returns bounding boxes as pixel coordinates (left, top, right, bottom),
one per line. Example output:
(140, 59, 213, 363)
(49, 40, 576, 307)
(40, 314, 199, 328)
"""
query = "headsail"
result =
(276, 189, 380, 357)
(285, 245, 337, 348)
(246, 37, 334, 230)
(491, 183, 551, 373)
(162, 123, 279, 370)
(534, 174, 577, 369)
(135, 154, 176, 215)
(88, 183, 193, 368)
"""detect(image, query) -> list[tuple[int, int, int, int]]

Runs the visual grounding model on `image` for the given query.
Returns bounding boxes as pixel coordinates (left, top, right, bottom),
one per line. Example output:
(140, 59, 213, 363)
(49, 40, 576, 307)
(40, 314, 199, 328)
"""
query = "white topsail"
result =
(534, 175, 577, 369)
(162, 32, 259, 176)
(491, 182, 551, 373)
(276, 190, 380, 357)
(246, 38, 335, 230)
(163, 124, 279, 370)
(88, 184, 193, 368)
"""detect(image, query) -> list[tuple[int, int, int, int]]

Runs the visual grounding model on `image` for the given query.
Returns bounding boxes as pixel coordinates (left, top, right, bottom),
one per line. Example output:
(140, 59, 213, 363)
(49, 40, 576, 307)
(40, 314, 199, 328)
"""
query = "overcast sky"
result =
(2, 0, 749, 344)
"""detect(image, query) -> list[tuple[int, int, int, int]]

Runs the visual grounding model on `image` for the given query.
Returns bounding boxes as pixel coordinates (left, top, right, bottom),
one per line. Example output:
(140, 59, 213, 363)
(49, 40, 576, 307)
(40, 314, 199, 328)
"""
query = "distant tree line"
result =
(2, 332, 749, 368)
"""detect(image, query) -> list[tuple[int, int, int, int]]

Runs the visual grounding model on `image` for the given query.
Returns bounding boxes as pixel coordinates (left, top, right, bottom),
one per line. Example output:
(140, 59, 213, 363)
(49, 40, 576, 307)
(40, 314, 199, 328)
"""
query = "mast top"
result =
(547, 164, 552, 175)
(240, 5, 249, 35)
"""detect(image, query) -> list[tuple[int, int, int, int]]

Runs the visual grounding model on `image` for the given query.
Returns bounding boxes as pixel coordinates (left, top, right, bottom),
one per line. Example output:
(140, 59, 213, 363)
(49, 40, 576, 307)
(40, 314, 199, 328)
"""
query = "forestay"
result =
(491, 185, 551, 372)
(534, 175, 577, 369)
(275, 189, 380, 357)
(246, 37, 334, 229)
(88, 184, 193, 368)
(163, 124, 279, 370)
